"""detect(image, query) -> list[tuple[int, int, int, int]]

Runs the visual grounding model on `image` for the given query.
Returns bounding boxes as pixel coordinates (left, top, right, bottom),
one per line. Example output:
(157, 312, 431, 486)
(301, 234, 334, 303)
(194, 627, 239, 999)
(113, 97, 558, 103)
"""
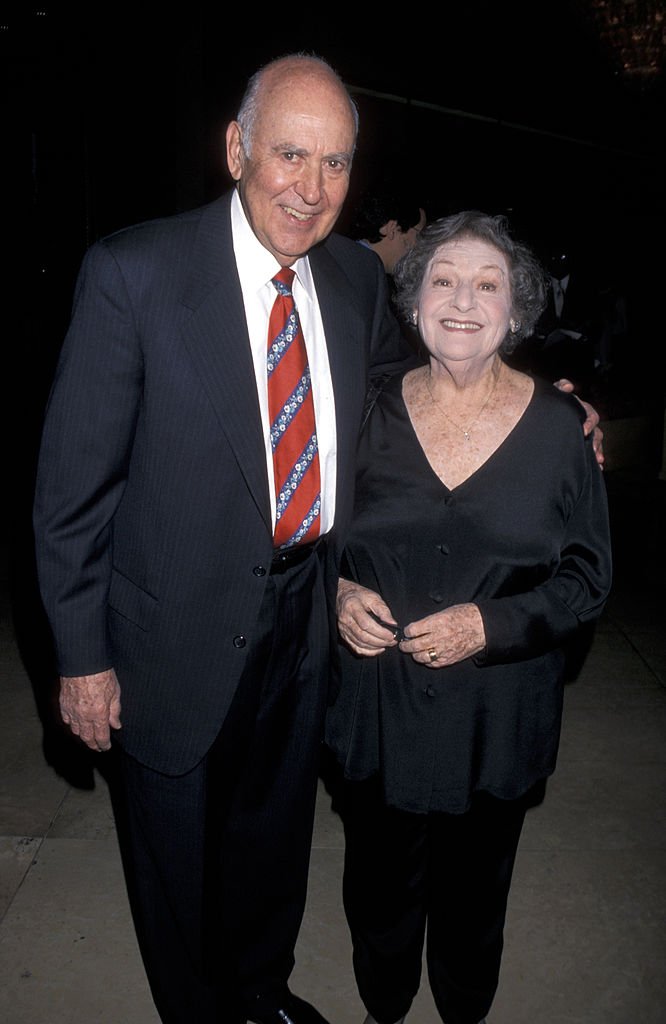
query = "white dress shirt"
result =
(230, 189, 338, 536)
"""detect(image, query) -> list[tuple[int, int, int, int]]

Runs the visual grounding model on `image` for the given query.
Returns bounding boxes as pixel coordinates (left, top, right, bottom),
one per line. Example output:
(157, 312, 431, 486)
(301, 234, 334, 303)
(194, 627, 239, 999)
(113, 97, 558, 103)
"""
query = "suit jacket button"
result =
(233, 635, 246, 648)
(253, 565, 267, 577)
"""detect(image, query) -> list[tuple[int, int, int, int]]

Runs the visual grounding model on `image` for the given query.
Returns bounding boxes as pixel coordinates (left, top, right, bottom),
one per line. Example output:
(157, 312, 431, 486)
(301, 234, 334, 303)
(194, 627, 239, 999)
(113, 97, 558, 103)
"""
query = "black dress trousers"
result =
(339, 776, 532, 1024)
(112, 545, 329, 1024)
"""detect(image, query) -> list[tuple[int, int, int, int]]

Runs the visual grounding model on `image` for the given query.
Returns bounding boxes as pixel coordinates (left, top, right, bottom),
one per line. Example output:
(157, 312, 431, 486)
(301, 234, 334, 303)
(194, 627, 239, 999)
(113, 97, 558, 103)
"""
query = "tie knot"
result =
(272, 267, 295, 296)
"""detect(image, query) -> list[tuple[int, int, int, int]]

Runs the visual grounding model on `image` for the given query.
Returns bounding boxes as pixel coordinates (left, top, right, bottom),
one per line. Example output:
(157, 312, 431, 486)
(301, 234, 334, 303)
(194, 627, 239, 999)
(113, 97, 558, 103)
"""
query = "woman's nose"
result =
(451, 281, 475, 310)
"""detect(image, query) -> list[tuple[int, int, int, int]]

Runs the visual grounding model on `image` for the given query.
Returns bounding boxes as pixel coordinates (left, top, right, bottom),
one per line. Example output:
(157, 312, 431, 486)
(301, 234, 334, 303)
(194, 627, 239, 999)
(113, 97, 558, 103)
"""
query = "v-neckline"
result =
(400, 374, 536, 494)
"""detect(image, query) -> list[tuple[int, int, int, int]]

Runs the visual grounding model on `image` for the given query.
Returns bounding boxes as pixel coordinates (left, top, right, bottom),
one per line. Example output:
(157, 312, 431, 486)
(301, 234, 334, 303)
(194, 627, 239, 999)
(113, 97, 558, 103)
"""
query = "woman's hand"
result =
(337, 577, 401, 657)
(400, 604, 486, 668)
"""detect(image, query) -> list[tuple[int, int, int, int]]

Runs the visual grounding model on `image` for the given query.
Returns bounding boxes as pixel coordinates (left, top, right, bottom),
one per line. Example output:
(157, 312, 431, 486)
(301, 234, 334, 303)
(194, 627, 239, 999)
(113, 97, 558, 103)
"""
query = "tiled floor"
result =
(1, 470, 665, 1024)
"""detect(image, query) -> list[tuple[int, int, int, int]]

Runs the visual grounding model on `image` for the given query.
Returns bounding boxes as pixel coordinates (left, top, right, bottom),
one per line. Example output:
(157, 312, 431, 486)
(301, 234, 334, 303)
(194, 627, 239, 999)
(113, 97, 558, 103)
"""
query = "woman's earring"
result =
(411, 310, 418, 326)
(510, 318, 521, 333)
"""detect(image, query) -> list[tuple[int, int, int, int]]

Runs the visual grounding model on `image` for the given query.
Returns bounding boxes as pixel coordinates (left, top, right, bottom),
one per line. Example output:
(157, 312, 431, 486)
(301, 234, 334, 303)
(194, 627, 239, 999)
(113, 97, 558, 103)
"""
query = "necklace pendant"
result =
(463, 430, 471, 441)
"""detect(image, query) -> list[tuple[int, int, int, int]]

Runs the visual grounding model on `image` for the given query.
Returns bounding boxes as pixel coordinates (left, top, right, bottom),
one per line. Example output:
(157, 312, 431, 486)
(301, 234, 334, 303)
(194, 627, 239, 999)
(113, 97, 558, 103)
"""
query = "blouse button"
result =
(424, 685, 437, 698)
(232, 635, 247, 649)
(429, 591, 445, 603)
(252, 565, 267, 577)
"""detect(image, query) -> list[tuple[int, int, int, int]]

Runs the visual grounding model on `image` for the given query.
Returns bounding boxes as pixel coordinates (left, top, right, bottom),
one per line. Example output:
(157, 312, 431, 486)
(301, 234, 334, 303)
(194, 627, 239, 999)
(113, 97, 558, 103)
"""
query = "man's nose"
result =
(295, 163, 323, 205)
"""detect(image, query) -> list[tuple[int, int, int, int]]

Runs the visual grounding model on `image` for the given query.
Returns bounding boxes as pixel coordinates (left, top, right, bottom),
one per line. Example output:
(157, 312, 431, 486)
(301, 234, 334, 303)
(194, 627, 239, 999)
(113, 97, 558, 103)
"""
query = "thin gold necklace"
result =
(425, 364, 501, 442)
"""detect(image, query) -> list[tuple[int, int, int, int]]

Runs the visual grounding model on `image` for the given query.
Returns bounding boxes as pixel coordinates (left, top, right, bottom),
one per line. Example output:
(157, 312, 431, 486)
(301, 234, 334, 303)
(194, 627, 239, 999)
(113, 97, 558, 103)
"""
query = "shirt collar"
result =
(230, 189, 314, 301)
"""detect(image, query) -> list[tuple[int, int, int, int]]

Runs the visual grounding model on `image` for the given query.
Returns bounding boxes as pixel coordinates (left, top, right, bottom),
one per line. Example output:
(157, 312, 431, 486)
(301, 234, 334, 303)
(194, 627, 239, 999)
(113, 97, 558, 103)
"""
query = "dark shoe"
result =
(247, 991, 331, 1024)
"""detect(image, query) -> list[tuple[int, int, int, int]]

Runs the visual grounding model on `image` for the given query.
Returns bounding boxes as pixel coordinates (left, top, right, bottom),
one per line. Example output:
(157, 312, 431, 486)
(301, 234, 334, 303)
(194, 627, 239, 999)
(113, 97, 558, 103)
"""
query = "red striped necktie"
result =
(267, 267, 321, 549)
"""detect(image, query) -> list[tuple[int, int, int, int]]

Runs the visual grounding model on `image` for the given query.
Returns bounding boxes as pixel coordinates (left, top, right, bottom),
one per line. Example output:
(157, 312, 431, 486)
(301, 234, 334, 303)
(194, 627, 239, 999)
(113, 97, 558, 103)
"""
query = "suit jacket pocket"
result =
(108, 569, 158, 632)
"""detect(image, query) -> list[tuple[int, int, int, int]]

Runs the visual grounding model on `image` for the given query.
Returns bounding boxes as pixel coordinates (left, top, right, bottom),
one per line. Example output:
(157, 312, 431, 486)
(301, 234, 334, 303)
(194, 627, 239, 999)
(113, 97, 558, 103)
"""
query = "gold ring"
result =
(428, 647, 438, 663)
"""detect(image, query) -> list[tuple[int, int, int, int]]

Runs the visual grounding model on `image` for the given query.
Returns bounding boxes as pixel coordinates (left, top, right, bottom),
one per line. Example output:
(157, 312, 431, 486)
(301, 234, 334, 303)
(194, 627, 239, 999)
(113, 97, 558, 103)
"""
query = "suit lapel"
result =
(180, 195, 272, 530)
(310, 244, 369, 520)
(178, 206, 371, 536)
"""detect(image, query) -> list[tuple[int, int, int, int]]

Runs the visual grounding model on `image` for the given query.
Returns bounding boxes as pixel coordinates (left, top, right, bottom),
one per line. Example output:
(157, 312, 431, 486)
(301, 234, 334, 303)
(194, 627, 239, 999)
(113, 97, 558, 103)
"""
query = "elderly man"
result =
(33, 54, 408, 1024)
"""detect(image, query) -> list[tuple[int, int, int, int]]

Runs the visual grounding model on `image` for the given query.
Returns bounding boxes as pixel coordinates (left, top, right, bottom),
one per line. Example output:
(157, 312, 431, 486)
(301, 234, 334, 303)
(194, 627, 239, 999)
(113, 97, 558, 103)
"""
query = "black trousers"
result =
(339, 776, 532, 1024)
(111, 549, 329, 1024)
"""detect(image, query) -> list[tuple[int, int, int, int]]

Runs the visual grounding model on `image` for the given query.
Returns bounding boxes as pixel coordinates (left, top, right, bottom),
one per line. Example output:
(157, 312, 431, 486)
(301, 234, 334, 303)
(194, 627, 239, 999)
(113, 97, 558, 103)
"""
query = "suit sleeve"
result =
(33, 240, 143, 676)
(367, 255, 420, 380)
(474, 438, 612, 664)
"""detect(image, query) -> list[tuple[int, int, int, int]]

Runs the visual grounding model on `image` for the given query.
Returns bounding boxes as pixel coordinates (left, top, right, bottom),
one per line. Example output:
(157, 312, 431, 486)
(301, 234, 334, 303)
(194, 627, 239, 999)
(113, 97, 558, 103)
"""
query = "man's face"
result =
(226, 68, 356, 266)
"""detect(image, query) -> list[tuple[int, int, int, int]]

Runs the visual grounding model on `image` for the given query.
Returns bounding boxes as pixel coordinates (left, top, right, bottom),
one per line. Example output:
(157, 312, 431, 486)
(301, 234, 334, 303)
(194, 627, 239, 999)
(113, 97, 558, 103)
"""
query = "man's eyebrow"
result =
(271, 142, 352, 162)
(325, 151, 353, 163)
(271, 142, 308, 155)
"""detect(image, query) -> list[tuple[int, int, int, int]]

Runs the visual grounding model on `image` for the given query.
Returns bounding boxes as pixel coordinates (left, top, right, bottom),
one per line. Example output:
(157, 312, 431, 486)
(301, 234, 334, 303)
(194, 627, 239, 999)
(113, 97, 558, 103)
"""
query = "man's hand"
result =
(59, 669, 122, 752)
(554, 378, 605, 468)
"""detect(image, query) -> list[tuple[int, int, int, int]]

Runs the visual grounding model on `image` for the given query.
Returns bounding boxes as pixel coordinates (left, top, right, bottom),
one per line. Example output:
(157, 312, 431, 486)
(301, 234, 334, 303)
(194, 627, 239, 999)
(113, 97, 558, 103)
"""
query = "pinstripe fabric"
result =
(33, 192, 408, 775)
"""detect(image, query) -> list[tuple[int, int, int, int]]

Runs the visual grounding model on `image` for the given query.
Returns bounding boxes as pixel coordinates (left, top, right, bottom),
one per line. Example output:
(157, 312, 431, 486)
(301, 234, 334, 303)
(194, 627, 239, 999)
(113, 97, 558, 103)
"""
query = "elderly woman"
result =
(325, 211, 612, 1024)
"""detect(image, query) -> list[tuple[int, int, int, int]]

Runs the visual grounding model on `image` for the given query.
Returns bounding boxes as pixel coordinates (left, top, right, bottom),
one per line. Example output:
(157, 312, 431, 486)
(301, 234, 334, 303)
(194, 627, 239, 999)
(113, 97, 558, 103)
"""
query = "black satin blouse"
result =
(325, 371, 612, 814)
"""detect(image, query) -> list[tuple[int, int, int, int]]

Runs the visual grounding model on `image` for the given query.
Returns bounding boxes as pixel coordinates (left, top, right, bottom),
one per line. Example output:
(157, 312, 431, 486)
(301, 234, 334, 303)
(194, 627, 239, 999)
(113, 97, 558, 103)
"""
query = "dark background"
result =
(4, 6, 664, 287)
(3, 2, 665, 491)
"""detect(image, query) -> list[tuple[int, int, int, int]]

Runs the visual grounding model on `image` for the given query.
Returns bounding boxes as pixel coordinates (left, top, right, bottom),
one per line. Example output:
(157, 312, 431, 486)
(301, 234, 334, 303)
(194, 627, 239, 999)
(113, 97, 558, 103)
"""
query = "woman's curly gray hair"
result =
(393, 210, 548, 353)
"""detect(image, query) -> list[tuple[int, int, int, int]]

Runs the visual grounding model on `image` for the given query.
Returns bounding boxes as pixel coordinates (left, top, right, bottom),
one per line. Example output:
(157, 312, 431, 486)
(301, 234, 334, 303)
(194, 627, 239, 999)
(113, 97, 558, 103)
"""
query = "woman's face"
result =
(416, 236, 513, 367)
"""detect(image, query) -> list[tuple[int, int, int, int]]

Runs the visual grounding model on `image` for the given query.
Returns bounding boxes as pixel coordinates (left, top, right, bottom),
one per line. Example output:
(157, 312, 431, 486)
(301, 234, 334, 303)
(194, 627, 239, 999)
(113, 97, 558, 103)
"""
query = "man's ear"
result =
(379, 219, 398, 240)
(226, 121, 244, 181)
